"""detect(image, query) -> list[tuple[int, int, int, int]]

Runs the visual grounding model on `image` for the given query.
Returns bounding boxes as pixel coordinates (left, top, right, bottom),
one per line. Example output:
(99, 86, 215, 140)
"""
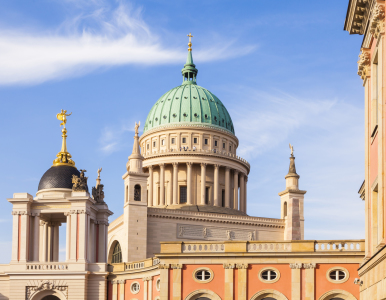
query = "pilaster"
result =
(290, 263, 302, 300)
(304, 263, 316, 300)
(223, 263, 234, 300)
(159, 264, 170, 300)
(236, 263, 248, 300)
(172, 264, 183, 300)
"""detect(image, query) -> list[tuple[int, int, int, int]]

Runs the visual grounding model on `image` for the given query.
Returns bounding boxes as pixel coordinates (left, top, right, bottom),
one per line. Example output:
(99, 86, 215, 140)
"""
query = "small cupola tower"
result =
(122, 122, 149, 262)
(279, 144, 306, 240)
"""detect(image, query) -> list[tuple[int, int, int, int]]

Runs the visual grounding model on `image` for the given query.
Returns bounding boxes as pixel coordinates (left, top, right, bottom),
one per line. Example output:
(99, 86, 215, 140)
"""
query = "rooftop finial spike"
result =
(53, 109, 76, 167)
(187, 32, 193, 51)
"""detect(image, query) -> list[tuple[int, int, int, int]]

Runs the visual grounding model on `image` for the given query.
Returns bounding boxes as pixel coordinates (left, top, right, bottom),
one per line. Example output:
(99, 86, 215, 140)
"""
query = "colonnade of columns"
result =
(147, 163, 247, 213)
(38, 220, 61, 262)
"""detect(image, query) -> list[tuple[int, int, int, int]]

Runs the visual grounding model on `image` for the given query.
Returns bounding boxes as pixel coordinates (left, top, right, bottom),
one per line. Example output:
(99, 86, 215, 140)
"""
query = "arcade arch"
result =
(318, 290, 357, 300)
(184, 289, 221, 300)
(250, 289, 289, 300)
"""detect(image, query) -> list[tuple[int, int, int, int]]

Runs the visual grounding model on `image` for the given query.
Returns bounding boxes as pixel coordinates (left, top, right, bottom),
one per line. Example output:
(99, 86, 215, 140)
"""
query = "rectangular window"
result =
(221, 189, 225, 207)
(161, 139, 165, 146)
(205, 187, 209, 205)
(171, 138, 175, 144)
(153, 141, 156, 147)
(180, 186, 187, 203)
(223, 143, 225, 149)
(229, 145, 232, 151)
(193, 137, 198, 144)
(204, 139, 208, 145)
(214, 141, 218, 147)
(182, 137, 187, 144)
(147, 144, 149, 150)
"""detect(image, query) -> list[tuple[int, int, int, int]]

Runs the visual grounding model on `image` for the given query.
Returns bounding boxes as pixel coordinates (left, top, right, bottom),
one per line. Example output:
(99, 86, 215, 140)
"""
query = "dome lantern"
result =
(181, 33, 198, 85)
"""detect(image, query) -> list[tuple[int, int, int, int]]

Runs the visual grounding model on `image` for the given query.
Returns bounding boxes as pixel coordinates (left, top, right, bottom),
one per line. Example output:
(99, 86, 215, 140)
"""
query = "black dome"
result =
(38, 165, 82, 191)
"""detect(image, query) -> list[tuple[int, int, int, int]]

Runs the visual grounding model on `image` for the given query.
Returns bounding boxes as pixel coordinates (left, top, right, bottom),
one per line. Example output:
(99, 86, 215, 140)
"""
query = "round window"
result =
(195, 270, 211, 281)
(329, 270, 346, 281)
(261, 270, 277, 281)
(258, 267, 280, 283)
(326, 267, 349, 283)
(131, 282, 140, 294)
(193, 268, 214, 283)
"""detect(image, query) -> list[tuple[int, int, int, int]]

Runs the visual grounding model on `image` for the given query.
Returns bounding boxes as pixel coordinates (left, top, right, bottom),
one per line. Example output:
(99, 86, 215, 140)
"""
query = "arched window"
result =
(112, 242, 122, 264)
(134, 184, 141, 201)
(284, 202, 287, 217)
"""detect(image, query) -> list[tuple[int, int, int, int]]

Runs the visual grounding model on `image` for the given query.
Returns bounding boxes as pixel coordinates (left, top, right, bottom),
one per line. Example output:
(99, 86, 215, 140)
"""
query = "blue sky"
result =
(0, 0, 365, 263)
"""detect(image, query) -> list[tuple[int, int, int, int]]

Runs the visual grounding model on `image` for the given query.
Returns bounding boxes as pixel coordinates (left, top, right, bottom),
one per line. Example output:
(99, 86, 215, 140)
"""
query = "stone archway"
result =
(184, 289, 222, 300)
(250, 289, 289, 300)
(30, 290, 67, 300)
(108, 239, 122, 264)
(318, 290, 357, 300)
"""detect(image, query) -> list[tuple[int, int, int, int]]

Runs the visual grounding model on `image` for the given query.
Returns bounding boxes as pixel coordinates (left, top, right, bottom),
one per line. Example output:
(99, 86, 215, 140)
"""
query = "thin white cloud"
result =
(99, 119, 137, 155)
(0, 2, 256, 85)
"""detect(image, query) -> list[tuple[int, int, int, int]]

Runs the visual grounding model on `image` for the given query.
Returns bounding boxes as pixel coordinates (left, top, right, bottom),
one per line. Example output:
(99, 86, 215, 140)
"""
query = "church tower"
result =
(122, 122, 149, 262)
(279, 145, 306, 240)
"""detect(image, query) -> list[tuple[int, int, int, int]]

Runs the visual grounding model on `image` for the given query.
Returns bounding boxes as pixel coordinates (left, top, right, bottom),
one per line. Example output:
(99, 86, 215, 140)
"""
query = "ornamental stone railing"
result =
(160, 240, 365, 254)
(314, 240, 364, 252)
(26, 263, 68, 271)
(111, 257, 159, 273)
(143, 148, 250, 169)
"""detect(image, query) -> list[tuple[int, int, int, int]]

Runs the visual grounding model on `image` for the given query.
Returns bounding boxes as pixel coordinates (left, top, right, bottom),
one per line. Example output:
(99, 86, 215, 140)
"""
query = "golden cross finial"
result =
(187, 33, 193, 51)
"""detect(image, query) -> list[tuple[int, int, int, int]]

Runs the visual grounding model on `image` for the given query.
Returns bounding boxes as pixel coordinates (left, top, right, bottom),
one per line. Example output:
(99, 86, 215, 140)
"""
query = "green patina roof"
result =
(143, 48, 235, 135)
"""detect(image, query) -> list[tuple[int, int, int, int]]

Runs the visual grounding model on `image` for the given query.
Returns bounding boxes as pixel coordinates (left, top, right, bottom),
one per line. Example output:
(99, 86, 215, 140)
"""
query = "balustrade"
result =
(26, 263, 68, 270)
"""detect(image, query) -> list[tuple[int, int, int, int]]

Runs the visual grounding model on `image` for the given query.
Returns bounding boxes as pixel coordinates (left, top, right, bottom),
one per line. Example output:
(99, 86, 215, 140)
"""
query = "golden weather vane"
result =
(56, 109, 72, 128)
(53, 109, 75, 167)
(187, 33, 193, 51)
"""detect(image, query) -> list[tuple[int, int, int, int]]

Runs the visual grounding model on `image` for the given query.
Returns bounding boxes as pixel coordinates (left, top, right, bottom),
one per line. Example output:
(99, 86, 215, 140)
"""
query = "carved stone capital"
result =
(64, 212, 71, 217)
(12, 210, 28, 215)
(303, 263, 316, 269)
(158, 264, 170, 269)
(201, 163, 207, 167)
(357, 50, 371, 82)
(370, 4, 385, 39)
(32, 213, 40, 217)
(172, 162, 178, 166)
(171, 264, 183, 269)
(223, 263, 235, 269)
(289, 263, 303, 269)
(236, 263, 248, 269)
(142, 276, 153, 282)
(214, 164, 220, 169)
(117, 280, 126, 284)
(186, 162, 193, 166)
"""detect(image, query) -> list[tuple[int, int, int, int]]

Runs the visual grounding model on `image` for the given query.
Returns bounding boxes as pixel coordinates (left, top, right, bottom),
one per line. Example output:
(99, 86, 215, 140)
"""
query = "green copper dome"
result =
(143, 47, 235, 135)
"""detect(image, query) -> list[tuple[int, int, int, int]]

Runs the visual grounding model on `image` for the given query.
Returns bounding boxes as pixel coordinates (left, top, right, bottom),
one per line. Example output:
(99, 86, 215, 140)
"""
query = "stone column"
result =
(149, 166, 154, 207)
(33, 213, 40, 261)
(18, 213, 30, 262)
(77, 211, 88, 262)
(119, 280, 125, 300)
(70, 210, 78, 261)
(244, 176, 248, 213)
(214, 164, 220, 206)
(53, 223, 60, 262)
(223, 264, 235, 300)
(236, 263, 248, 300)
(89, 220, 95, 263)
(172, 163, 178, 205)
(172, 264, 182, 300)
(240, 175, 245, 212)
(225, 167, 230, 208)
(11, 212, 19, 262)
(47, 223, 53, 262)
(159, 264, 170, 300)
(160, 164, 165, 206)
(290, 263, 302, 300)
(304, 263, 316, 300)
(97, 221, 108, 263)
(201, 163, 207, 205)
(42, 221, 48, 262)
(65, 213, 71, 262)
(143, 278, 148, 300)
(233, 171, 239, 210)
(112, 281, 118, 300)
(186, 162, 193, 205)
(149, 277, 153, 300)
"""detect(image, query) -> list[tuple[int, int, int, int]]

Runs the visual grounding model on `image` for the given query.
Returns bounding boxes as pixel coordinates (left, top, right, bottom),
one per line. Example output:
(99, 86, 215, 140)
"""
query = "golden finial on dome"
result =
(187, 33, 193, 51)
(53, 109, 76, 167)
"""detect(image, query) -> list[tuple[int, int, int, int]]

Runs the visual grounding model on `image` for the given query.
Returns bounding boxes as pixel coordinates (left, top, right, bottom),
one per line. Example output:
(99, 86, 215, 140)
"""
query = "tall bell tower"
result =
(122, 122, 149, 262)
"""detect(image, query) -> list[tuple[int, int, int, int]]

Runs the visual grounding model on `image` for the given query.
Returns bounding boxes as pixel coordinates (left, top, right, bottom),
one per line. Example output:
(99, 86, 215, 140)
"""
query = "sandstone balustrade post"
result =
(201, 163, 207, 205)
(172, 163, 178, 205)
